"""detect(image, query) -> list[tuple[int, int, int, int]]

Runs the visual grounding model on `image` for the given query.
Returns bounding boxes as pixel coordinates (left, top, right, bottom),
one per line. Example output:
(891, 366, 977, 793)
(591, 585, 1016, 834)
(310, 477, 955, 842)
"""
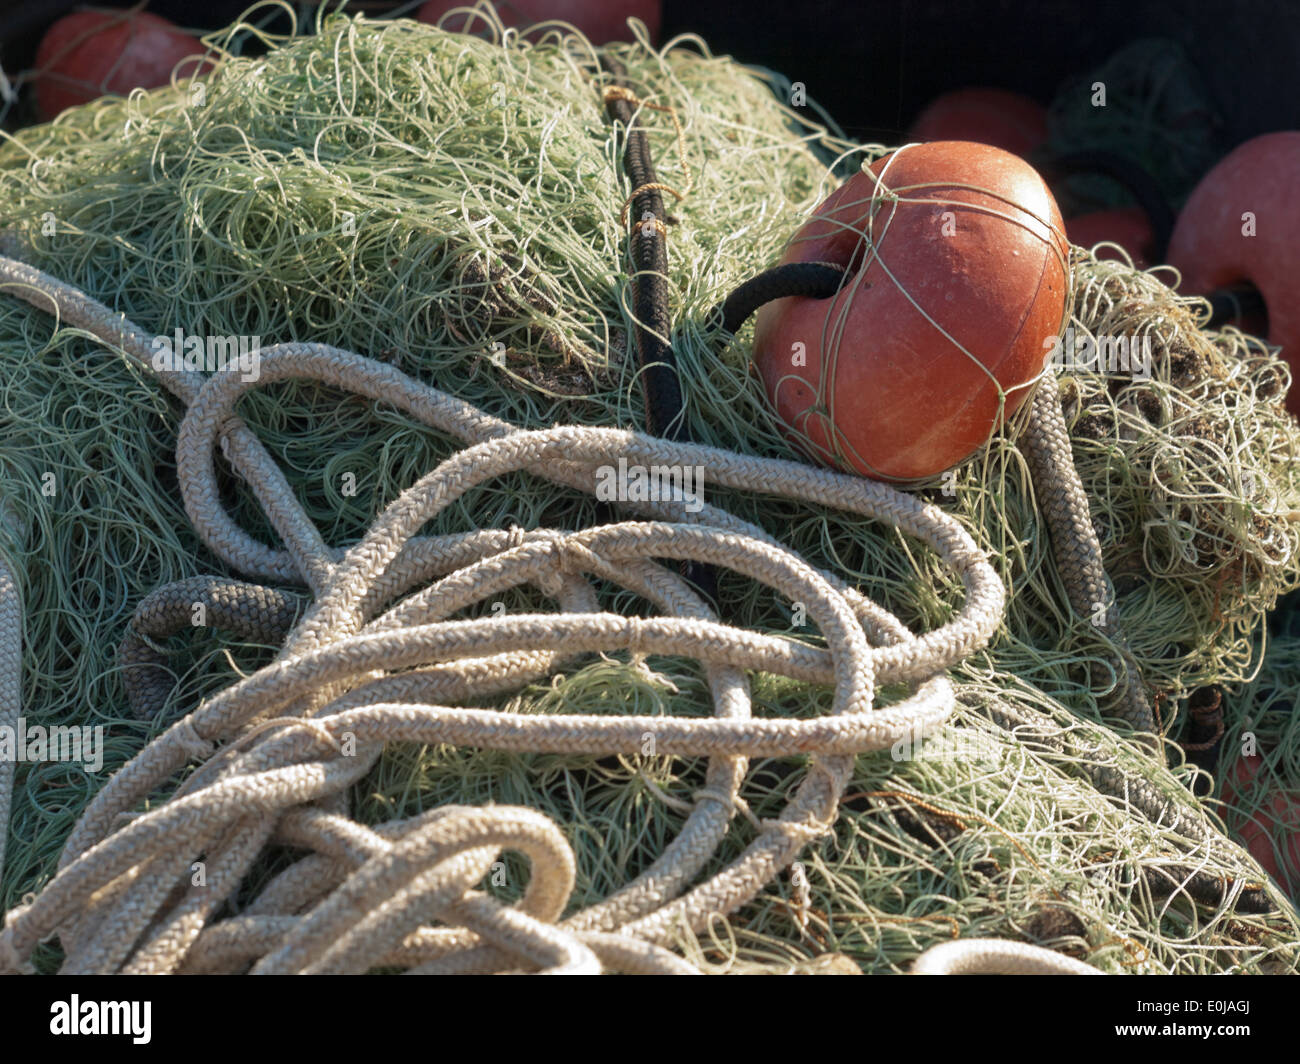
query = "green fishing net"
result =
(0, 6, 1297, 972)
(1044, 37, 1224, 212)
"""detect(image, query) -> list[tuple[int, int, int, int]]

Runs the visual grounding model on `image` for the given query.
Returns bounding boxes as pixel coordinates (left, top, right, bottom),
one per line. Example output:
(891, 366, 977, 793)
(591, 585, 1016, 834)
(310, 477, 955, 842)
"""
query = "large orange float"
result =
(752, 140, 1069, 481)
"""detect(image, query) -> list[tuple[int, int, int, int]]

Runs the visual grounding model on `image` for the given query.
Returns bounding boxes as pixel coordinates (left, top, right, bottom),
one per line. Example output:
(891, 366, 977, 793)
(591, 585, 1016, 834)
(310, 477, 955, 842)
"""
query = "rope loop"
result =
(0, 252, 1005, 974)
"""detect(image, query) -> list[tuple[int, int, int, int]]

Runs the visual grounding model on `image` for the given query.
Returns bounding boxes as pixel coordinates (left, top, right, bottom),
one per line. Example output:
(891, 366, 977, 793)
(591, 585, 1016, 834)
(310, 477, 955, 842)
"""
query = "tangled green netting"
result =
(1043, 36, 1223, 211)
(1, 6, 1298, 973)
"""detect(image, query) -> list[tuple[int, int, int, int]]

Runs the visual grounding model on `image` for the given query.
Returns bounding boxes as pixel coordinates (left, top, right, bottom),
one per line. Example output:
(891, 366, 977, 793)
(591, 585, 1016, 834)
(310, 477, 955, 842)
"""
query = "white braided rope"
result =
(0, 254, 1021, 974)
(0, 501, 25, 891)
(911, 938, 1102, 975)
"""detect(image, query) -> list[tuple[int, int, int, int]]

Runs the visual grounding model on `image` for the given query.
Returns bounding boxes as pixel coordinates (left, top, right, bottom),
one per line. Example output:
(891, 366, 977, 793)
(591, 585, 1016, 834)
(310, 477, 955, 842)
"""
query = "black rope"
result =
(1181, 685, 1226, 797)
(1141, 862, 1274, 915)
(712, 261, 849, 337)
(601, 55, 687, 443)
(1205, 285, 1268, 330)
(600, 56, 716, 604)
(1040, 149, 1175, 263)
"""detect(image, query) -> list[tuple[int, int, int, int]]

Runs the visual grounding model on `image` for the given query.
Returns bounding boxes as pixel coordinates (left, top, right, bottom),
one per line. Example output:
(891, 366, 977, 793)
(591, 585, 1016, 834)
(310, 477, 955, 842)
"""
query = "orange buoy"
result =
(1221, 753, 1300, 894)
(752, 141, 1069, 481)
(1168, 132, 1300, 414)
(33, 10, 210, 121)
(1067, 207, 1156, 268)
(908, 88, 1048, 158)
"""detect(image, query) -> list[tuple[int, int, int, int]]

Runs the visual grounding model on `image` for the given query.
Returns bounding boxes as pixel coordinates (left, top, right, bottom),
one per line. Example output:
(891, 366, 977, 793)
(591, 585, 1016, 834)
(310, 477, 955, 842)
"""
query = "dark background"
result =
(1, 0, 1298, 147)
(671, 0, 1300, 146)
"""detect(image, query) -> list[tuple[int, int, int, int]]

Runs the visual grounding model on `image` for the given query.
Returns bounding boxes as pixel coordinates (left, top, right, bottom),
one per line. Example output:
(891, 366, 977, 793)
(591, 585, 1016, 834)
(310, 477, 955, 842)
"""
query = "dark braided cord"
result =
(601, 55, 687, 444)
(601, 57, 715, 602)
(120, 576, 304, 720)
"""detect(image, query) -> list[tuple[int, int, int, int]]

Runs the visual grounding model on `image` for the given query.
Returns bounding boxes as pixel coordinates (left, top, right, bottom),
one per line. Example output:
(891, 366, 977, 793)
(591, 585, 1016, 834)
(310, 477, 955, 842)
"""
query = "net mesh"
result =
(0, 6, 1297, 973)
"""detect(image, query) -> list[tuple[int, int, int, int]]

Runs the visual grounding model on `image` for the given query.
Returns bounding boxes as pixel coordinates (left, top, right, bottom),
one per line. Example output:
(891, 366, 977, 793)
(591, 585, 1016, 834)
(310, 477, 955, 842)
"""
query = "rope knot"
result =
(692, 785, 762, 830)
(172, 716, 217, 761)
(0, 903, 35, 975)
(536, 536, 603, 598)
(626, 615, 646, 656)
(761, 816, 833, 850)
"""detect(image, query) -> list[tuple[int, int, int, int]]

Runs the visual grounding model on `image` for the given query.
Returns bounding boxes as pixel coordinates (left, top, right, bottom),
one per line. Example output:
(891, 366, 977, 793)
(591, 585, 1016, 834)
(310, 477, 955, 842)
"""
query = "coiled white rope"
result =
(0, 254, 1089, 974)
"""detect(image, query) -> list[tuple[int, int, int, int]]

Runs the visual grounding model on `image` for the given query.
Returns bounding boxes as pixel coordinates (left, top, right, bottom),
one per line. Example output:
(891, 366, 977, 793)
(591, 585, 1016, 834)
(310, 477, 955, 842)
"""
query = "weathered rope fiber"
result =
(911, 938, 1102, 975)
(1024, 371, 1160, 743)
(0, 253, 1016, 974)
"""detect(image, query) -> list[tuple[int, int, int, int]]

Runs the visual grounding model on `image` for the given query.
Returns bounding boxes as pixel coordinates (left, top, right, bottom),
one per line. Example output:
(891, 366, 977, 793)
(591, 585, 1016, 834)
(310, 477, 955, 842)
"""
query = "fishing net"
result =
(1043, 36, 1224, 212)
(1217, 599, 1300, 900)
(0, 5, 1298, 973)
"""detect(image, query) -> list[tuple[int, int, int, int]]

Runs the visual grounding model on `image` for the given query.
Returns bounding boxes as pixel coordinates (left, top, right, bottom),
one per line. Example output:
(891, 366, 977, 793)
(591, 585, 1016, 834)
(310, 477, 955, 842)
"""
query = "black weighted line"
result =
(1141, 862, 1274, 915)
(601, 55, 687, 443)
(1181, 685, 1225, 796)
(119, 576, 305, 721)
(1041, 149, 1176, 263)
(600, 56, 716, 605)
(712, 261, 849, 337)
